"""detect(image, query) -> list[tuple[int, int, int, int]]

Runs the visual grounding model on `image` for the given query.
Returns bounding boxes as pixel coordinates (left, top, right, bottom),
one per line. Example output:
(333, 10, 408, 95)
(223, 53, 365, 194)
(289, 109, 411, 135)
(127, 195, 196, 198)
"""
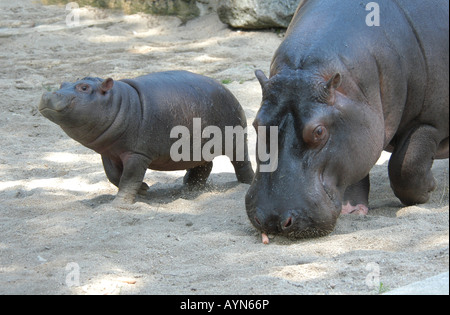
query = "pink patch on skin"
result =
(341, 202, 369, 215)
(262, 233, 270, 244)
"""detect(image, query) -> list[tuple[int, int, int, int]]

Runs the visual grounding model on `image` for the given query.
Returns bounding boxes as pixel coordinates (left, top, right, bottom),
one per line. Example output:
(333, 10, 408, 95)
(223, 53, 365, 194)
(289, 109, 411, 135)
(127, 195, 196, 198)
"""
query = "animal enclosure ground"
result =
(0, 0, 448, 295)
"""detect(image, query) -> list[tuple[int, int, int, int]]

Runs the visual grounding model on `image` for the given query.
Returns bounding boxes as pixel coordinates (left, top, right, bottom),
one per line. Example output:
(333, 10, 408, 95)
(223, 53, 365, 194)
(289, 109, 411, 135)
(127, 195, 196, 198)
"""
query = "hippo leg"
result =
(388, 125, 439, 206)
(102, 155, 122, 187)
(232, 160, 255, 184)
(102, 155, 149, 196)
(341, 175, 370, 215)
(112, 153, 151, 204)
(230, 140, 254, 184)
(184, 162, 213, 188)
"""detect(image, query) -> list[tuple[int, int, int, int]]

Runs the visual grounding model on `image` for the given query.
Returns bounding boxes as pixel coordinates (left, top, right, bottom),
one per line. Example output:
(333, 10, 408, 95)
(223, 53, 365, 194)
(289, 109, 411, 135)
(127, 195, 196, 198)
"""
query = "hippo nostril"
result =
(281, 216, 293, 230)
(285, 217, 292, 228)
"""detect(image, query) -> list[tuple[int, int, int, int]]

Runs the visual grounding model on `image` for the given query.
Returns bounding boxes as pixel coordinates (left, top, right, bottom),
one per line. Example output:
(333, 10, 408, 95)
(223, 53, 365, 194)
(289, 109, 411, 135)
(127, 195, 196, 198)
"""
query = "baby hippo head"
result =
(39, 77, 114, 129)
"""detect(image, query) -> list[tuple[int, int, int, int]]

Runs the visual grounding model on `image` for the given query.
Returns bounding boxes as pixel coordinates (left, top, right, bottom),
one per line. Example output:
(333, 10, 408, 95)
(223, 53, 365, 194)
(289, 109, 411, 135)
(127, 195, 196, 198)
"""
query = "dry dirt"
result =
(0, 0, 448, 295)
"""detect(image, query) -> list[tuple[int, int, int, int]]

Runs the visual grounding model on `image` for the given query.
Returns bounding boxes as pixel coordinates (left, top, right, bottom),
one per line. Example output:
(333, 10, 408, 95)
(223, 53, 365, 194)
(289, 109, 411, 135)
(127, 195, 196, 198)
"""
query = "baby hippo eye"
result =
(76, 84, 91, 93)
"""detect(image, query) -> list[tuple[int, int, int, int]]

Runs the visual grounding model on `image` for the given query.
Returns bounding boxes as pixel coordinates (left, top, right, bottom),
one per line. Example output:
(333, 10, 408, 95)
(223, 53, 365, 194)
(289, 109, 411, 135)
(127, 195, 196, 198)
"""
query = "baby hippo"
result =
(39, 71, 254, 204)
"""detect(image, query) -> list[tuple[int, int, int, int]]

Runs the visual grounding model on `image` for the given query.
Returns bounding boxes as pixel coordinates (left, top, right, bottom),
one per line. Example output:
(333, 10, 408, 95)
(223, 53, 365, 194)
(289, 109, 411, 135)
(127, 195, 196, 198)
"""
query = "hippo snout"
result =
(39, 92, 74, 113)
(246, 178, 341, 239)
(253, 208, 297, 233)
(249, 204, 339, 239)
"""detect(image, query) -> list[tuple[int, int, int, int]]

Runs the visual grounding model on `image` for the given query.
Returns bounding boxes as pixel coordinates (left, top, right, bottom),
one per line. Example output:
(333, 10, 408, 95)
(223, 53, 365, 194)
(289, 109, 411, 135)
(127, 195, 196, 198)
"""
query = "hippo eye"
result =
(315, 126, 324, 137)
(303, 124, 328, 147)
(313, 126, 327, 142)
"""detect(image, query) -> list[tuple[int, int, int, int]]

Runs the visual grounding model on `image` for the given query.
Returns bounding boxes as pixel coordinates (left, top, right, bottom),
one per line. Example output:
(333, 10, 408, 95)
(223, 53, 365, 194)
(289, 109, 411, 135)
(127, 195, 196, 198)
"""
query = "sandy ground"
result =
(0, 0, 448, 295)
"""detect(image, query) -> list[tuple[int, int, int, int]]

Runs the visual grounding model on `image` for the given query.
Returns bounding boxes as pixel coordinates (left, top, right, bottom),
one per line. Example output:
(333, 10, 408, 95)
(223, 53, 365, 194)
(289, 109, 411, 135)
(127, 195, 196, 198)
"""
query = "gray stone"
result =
(217, 0, 302, 29)
(384, 272, 449, 295)
(196, 0, 219, 15)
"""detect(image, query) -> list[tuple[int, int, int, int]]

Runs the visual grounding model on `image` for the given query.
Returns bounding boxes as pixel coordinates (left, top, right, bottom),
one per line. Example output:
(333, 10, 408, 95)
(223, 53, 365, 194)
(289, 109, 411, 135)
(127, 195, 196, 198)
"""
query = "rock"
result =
(196, 0, 219, 15)
(41, 0, 301, 28)
(217, 0, 302, 29)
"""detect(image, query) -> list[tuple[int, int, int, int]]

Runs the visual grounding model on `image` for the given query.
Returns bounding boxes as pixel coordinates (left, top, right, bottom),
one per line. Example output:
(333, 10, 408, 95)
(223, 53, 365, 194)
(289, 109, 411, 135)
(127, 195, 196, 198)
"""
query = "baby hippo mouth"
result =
(39, 92, 75, 113)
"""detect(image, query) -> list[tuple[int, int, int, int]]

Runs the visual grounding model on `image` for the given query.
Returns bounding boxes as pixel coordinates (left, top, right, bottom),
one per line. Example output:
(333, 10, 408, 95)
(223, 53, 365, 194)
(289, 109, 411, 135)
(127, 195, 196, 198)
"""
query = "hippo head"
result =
(39, 77, 115, 145)
(246, 70, 384, 239)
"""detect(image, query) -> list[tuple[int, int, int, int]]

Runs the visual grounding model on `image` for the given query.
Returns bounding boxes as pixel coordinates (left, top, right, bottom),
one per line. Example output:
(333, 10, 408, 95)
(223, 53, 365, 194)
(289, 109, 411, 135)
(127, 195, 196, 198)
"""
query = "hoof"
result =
(111, 194, 135, 208)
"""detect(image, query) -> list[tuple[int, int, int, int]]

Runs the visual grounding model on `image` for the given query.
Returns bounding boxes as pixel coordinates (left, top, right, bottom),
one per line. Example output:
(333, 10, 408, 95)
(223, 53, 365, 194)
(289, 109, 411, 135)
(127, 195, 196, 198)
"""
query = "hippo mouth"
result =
(247, 170, 341, 240)
(39, 94, 76, 114)
(39, 101, 75, 114)
(39, 107, 62, 114)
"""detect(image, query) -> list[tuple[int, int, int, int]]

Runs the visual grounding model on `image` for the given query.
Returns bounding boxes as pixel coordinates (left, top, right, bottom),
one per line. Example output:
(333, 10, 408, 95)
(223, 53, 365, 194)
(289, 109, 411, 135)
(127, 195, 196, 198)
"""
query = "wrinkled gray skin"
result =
(246, 0, 449, 239)
(39, 71, 254, 204)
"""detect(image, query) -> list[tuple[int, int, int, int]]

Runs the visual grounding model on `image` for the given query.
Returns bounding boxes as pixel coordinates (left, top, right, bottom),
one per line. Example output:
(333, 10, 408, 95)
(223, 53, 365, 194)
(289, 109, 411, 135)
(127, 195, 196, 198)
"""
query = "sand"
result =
(0, 0, 448, 295)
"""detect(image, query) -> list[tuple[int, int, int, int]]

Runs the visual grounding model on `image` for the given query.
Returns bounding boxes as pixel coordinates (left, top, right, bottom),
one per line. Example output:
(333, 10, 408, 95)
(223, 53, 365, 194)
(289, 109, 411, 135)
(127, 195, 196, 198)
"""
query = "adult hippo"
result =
(246, 0, 449, 239)
(39, 71, 254, 204)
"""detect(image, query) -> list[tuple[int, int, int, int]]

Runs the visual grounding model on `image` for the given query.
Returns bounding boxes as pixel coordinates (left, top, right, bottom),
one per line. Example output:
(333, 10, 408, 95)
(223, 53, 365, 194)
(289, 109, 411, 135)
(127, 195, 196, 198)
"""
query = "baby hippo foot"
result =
(183, 162, 213, 189)
(111, 195, 134, 208)
(341, 202, 369, 215)
(111, 189, 137, 208)
(138, 182, 149, 196)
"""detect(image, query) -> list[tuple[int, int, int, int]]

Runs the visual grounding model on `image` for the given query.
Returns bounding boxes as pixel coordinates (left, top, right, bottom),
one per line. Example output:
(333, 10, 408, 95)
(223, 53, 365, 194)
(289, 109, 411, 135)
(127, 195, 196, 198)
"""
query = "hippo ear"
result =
(100, 78, 114, 94)
(326, 73, 341, 90)
(255, 70, 269, 88)
(325, 73, 341, 105)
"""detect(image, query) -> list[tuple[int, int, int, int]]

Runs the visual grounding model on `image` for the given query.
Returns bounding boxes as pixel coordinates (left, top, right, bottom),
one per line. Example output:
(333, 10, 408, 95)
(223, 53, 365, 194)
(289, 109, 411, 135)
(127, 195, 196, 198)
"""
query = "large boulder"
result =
(217, 0, 302, 29)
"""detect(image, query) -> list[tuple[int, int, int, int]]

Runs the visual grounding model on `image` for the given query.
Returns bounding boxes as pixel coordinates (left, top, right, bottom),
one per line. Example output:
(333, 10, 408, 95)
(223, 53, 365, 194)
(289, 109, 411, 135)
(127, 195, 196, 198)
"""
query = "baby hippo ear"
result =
(100, 78, 114, 94)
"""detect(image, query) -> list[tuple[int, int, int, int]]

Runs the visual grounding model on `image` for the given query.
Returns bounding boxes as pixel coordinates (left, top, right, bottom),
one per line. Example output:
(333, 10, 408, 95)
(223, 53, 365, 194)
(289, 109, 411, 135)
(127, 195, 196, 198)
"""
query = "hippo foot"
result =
(341, 202, 368, 215)
(111, 194, 135, 207)
(183, 162, 213, 188)
(388, 124, 441, 206)
(232, 161, 255, 184)
(138, 182, 149, 196)
(391, 171, 437, 206)
(393, 186, 435, 206)
(184, 182, 208, 191)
